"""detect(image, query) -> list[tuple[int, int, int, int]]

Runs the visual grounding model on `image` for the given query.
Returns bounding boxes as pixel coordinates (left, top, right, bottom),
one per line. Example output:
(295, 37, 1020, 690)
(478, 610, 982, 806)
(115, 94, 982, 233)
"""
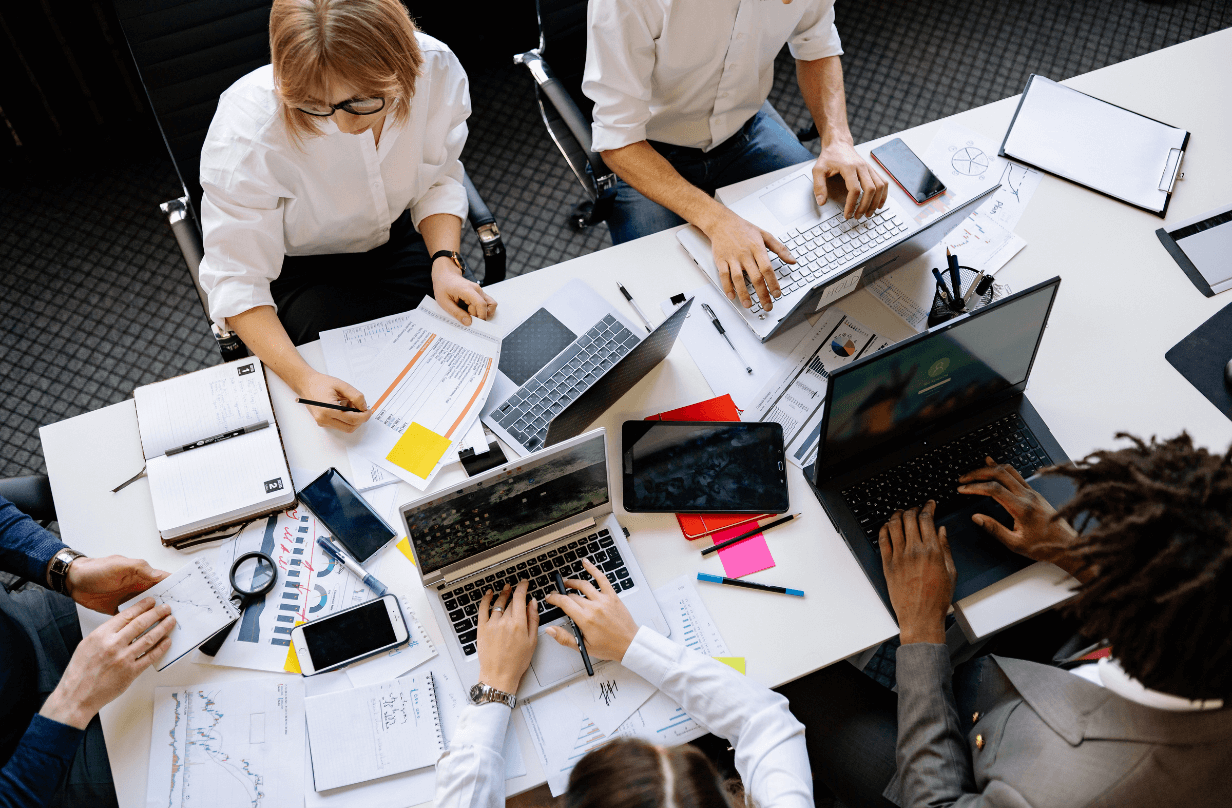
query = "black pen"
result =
(296, 398, 365, 413)
(931, 268, 956, 308)
(700, 303, 752, 374)
(701, 513, 800, 556)
(946, 248, 965, 311)
(616, 281, 653, 333)
(165, 420, 269, 456)
(553, 571, 594, 676)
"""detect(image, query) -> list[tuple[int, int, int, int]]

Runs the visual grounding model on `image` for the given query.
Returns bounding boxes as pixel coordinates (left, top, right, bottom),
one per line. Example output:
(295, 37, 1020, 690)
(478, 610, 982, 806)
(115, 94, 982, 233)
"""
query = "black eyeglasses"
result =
(297, 96, 386, 117)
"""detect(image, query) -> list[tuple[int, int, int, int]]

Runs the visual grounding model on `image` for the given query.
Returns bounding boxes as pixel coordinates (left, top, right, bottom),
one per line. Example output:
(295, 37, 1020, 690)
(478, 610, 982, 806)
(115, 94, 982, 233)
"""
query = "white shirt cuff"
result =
(410, 181, 469, 231)
(591, 121, 649, 154)
(788, 25, 844, 62)
(449, 702, 511, 756)
(620, 625, 684, 687)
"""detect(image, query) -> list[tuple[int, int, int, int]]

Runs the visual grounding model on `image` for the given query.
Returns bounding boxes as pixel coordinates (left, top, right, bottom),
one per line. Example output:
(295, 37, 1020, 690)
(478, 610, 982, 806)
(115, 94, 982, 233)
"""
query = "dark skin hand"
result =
(957, 457, 1093, 584)
(879, 501, 956, 645)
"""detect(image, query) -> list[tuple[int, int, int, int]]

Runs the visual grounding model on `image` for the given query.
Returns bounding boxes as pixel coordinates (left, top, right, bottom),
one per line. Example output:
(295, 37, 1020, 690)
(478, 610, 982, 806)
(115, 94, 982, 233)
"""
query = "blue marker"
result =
(317, 537, 388, 597)
(696, 572, 804, 597)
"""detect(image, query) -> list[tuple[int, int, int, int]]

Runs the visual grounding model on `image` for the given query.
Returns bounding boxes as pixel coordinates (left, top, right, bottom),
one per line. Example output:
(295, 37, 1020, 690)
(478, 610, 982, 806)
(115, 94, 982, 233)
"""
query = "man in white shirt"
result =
(583, 0, 888, 313)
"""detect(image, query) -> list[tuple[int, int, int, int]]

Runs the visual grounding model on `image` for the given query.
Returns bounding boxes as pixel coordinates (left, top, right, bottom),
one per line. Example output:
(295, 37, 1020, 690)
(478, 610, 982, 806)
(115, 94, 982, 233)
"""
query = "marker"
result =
(700, 303, 753, 374)
(701, 513, 800, 556)
(696, 572, 804, 597)
(165, 421, 269, 456)
(297, 398, 365, 413)
(316, 537, 388, 597)
(946, 247, 964, 307)
(931, 268, 956, 308)
(553, 572, 594, 675)
(616, 281, 653, 333)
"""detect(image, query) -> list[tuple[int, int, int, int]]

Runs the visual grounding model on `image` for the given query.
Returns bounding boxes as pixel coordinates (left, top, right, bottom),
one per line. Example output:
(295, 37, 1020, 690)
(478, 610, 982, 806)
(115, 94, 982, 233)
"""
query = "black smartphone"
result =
(297, 468, 396, 563)
(621, 421, 788, 514)
(871, 137, 946, 204)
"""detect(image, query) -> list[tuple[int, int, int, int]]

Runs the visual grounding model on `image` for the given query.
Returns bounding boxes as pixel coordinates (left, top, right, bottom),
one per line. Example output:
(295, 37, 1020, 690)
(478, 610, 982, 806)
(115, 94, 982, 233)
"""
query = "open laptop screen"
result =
(818, 279, 1060, 473)
(405, 434, 609, 574)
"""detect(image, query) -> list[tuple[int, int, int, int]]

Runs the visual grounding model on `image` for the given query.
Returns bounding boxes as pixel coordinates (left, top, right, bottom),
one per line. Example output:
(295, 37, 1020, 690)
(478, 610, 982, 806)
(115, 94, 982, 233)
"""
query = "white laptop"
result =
(399, 428, 670, 698)
(678, 165, 999, 341)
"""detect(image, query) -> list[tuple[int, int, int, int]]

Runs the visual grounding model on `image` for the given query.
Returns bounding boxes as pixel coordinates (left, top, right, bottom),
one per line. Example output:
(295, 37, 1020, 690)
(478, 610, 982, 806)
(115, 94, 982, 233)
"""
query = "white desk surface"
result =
(38, 27, 1232, 808)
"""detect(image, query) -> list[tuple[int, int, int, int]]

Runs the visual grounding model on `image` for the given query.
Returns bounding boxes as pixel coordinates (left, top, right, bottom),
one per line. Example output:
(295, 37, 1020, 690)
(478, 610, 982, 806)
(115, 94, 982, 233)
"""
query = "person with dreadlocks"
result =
(779, 432, 1231, 807)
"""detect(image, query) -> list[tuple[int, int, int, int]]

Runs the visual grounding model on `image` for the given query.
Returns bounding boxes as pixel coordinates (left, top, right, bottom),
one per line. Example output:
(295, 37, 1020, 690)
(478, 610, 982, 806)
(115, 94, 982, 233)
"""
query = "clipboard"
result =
(999, 74, 1190, 217)
(1156, 204, 1232, 297)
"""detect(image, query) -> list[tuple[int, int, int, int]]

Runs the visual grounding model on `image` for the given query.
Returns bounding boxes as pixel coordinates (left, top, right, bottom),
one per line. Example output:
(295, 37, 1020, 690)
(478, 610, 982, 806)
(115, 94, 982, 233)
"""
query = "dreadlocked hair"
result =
(1044, 432, 1232, 701)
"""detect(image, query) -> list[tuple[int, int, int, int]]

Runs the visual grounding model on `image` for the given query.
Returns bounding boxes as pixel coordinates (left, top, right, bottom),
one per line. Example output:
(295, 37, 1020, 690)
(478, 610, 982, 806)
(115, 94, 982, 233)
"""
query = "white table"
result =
(38, 27, 1232, 808)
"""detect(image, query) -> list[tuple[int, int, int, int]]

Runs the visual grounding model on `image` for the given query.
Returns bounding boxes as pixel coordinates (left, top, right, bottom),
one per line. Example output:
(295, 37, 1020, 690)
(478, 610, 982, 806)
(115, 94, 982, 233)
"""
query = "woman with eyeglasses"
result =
(197, 0, 496, 431)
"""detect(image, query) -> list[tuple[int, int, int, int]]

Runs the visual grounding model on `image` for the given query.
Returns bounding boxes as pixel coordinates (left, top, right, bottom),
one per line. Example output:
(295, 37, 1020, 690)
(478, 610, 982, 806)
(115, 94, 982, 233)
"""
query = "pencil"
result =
(696, 573, 804, 597)
(700, 513, 800, 556)
(296, 398, 365, 413)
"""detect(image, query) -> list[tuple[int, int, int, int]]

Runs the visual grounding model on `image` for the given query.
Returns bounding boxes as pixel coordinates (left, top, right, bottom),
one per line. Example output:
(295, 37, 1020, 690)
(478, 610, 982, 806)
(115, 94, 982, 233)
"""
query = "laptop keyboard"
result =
(439, 527, 634, 656)
(490, 315, 637, 451)
(841, 414, 1052, 545)
(746, 208, 909, 315)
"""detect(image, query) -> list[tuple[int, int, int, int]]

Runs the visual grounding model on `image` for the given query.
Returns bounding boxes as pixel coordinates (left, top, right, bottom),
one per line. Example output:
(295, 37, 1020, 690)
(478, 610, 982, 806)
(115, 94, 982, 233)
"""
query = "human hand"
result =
(703, 207, 794, 311)
(543, 559, 639, 661)
(477, 580, 538, 694)
(65, 555, 169, 615)
(957, 457, 1087, 579)
(879, 501, 956, 645)
(39, 597, 175, 729)
(297, 371, 371, 432)
(432, 261, 498, 327)
(813, 140, 889, 219)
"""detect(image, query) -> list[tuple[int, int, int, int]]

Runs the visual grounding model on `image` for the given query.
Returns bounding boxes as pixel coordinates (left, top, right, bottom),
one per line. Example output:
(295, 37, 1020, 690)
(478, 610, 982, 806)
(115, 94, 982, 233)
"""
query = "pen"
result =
(946, 247, 964, 307)
(316, 537, 388, 597)
(700, 303, 753, 375)
(296, 398, 365, 413)
(165, 420, 269, 456)
(931, 268, 956, 308)
(696, 572, 804, 597)
(616, 281, 653, 333)
(701, 513, 800, 557)
(553, 571, 594, 675)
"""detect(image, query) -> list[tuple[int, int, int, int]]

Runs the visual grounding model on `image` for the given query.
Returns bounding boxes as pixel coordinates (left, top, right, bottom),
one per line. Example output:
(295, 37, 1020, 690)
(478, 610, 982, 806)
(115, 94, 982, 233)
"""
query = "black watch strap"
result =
(430, 250, 466, 272)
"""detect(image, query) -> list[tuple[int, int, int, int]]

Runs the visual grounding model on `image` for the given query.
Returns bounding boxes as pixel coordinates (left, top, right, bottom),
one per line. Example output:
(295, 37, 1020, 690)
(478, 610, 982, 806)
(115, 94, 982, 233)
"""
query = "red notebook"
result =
(645, 395, 771, 541)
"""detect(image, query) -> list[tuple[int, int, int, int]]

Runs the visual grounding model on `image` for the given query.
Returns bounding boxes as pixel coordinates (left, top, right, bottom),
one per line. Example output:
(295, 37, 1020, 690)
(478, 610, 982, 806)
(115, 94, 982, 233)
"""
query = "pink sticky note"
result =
(714, 524, 775, 578)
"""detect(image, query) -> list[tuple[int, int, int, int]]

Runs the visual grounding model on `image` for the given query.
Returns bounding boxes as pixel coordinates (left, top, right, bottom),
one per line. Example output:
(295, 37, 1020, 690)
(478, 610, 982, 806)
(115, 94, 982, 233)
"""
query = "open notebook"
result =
(133, 357, 295, 545)
(118, 557, 239, 671)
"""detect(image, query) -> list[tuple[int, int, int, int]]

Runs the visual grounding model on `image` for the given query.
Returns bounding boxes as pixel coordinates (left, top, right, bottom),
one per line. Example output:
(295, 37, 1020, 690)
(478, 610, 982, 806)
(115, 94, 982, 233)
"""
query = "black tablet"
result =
(621, 421, 788, 513)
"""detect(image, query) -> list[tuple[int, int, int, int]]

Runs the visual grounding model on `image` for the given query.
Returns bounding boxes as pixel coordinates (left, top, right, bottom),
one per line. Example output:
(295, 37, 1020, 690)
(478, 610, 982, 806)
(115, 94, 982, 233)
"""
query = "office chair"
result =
(111, 0, 507, 363)
(513, 0, 803, 233)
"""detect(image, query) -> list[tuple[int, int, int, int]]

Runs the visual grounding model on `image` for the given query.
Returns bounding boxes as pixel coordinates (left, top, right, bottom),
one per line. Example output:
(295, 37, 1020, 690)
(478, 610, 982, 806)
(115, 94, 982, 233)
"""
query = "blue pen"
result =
(931, 268, 956, 308)
(317, 537, 388, 597)
(696, 572, 804, 597)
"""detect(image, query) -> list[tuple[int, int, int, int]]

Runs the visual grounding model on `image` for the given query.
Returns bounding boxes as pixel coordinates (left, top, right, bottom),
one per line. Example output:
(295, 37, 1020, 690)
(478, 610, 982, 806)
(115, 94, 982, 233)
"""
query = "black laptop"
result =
(805, 277, 1069, 612)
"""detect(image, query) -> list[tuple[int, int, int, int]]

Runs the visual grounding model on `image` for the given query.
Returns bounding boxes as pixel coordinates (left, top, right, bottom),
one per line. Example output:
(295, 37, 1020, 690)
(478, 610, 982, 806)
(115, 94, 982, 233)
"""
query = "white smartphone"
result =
(290, 594, 408, 675)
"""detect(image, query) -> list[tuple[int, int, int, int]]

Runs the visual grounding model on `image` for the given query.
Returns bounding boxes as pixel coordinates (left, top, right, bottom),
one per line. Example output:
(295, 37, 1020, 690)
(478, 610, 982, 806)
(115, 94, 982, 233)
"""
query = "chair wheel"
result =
(569, 200, 596, 232)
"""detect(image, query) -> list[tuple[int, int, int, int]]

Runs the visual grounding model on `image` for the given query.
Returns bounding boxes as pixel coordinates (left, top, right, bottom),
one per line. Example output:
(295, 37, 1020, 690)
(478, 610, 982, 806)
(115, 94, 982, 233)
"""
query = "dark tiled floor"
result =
(2, 0, 1229, 489)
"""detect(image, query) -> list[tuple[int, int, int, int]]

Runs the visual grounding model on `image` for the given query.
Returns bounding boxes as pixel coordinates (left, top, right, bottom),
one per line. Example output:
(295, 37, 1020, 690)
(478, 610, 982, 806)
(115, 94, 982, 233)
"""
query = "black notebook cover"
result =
(1165, 302, 1232, 421)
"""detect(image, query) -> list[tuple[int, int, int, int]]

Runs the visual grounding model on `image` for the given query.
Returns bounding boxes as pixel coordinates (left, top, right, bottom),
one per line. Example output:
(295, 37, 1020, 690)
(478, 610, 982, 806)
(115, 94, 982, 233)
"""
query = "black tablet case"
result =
(1165, 302, 1232, 421)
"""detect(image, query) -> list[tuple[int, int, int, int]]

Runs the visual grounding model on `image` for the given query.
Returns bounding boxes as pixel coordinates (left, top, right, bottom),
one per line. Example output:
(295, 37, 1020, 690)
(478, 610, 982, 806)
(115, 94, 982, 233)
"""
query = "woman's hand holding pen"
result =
(545, 559, 639, 662)
(296, 371, 371, 432)
(477, 580, 538, 694)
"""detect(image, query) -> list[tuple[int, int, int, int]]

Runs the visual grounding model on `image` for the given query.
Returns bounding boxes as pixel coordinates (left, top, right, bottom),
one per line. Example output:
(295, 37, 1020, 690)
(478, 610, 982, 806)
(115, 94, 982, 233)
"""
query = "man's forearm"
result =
(601, 142, 727, 232)
(226, 306, 315, 394)
(796, 55, 854, 149)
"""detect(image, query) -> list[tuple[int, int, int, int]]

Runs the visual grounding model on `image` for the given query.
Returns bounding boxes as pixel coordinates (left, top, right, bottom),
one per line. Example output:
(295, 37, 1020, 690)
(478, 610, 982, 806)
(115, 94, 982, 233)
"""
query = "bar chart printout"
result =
(145, 678, 305, 808)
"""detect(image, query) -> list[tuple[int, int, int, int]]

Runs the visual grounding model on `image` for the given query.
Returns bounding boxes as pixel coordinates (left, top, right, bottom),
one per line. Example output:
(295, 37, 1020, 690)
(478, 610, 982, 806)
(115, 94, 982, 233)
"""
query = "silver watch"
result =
(469, 682, 516, 709)
(47, 548, 86, 596)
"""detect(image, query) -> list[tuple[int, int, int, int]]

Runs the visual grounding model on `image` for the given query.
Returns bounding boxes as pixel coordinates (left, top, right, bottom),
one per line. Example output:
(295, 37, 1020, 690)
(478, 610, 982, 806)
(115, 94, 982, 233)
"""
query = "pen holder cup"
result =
(928, 266, 994, 328)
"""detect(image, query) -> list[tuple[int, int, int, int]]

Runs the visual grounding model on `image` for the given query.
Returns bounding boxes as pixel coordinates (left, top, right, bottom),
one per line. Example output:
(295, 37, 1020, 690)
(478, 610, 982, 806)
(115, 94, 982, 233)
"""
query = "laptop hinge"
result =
(440, 516, 598, 584)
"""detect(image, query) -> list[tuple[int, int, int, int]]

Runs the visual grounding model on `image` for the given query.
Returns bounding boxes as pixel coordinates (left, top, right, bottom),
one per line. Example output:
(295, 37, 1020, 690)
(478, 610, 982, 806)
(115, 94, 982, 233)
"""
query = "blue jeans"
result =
(606, 109, 815, 244)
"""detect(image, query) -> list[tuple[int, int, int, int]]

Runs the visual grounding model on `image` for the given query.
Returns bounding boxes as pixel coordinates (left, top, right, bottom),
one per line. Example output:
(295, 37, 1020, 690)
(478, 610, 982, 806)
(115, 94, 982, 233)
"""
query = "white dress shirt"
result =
(197, 32, 470, 331)
(1069, 657, 1224, 712)
(583, 0, 843, 153)
(434, 626, 813, 808)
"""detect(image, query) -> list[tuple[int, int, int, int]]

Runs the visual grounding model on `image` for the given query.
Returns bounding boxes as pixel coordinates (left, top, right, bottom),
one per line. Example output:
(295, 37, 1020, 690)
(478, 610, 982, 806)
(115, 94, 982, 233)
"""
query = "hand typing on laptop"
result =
(476, 580, 539, 695)
(878, 501, 956, 645)
(543, 558, 640, 661)
(813, 139, 889, 220)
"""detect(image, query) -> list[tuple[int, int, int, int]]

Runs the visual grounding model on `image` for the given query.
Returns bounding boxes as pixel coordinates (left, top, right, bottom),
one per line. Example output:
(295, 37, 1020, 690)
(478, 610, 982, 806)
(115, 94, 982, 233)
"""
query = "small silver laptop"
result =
(399, 428, 669, 698)
(678, 165, 999, 342)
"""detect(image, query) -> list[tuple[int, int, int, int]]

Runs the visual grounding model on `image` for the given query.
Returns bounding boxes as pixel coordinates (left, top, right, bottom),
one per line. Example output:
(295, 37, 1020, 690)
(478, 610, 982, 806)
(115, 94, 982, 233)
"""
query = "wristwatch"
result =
(47, 548, 86, 596)
(469, 682, 516, 709)
(430, 249, 467, 273)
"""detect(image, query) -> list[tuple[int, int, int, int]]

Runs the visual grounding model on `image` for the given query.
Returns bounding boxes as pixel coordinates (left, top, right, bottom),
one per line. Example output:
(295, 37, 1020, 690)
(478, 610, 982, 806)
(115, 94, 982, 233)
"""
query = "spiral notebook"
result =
(305, 671, 444, 791)
(117, 558, 240, 671)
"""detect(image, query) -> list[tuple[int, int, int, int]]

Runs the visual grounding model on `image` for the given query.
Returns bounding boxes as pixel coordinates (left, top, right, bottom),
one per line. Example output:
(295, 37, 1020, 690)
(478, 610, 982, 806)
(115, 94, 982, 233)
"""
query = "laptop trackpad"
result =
(530, 626, 587, 687)
(937, 498, 1032, 601)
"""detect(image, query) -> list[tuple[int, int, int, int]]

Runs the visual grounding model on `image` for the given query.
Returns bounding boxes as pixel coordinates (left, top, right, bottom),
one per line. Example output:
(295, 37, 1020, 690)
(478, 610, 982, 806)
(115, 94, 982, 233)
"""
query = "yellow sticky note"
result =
(386, 422, 452, 478)
(284, 621, 306, 673)
(714, 657, 746, 674)
(396, 537, 415, 565)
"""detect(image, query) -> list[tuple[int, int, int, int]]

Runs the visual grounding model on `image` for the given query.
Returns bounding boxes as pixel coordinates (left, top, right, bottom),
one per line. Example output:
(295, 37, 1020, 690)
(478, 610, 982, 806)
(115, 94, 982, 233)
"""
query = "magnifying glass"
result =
(198, 551, 279, 657)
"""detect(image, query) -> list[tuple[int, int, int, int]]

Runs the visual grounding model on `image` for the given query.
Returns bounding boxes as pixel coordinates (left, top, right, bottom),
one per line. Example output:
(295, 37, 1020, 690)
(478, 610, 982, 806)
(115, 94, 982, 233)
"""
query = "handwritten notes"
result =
(566, 663, 657, 736)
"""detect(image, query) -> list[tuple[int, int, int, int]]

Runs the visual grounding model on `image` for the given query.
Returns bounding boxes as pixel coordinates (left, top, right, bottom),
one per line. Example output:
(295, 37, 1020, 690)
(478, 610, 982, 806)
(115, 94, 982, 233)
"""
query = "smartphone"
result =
(298, 468, 396, 563)
(870, 137, 946, 204)
(621, 421, 789, 514)
(290, 594, 408, 675)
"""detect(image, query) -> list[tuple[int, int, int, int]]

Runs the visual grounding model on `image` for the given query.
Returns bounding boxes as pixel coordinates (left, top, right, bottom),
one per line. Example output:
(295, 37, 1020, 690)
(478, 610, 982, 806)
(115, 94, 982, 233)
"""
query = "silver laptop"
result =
(678, 164, 999, 342)
(399, 428, 670, 698)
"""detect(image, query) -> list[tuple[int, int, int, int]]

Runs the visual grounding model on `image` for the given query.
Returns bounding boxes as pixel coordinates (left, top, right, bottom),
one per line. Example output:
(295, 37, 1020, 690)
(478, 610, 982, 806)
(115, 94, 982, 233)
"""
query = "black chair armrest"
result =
(0, 475, 56, 524)
(514, 50, 614, 184)
(462, 172, 507, 286)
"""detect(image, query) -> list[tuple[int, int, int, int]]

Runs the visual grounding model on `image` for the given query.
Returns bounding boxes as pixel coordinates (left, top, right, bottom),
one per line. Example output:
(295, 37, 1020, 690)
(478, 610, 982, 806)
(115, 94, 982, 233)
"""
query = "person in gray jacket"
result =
(781, 433, 1231, 807)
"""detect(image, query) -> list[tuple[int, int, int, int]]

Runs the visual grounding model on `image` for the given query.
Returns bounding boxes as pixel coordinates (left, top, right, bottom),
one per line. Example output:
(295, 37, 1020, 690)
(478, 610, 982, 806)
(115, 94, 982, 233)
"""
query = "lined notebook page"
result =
(305, 672, 444, 791)
(118, 558, 238, 671)
(135, 358, 274, 458)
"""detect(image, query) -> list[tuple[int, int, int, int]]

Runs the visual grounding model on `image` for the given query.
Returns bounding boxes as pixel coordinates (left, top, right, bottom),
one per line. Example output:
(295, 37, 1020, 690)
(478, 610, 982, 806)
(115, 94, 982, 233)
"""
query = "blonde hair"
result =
(269, 0, 423, 141)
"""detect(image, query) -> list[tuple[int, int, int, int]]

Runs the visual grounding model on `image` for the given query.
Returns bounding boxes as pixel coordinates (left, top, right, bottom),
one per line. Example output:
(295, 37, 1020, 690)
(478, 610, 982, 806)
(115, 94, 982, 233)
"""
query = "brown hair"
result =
(1047, 432, 1232, 700)
(564, 738, 741, 808)
(269, 0, 423, 141)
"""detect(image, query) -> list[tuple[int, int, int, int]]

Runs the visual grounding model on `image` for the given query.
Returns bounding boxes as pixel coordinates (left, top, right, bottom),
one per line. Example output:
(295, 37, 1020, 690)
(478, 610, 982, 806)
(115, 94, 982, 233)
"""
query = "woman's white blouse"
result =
(434, 627, 813, 808)
(197, 32, 470, 331)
